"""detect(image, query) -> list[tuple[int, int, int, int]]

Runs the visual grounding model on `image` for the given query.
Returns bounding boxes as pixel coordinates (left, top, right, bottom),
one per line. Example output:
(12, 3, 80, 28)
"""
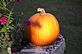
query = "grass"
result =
(14, 0, 82, 54)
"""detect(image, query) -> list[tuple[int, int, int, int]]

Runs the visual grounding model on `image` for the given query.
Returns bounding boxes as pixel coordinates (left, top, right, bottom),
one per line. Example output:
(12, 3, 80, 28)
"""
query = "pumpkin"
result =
(26, 8, 60, 46)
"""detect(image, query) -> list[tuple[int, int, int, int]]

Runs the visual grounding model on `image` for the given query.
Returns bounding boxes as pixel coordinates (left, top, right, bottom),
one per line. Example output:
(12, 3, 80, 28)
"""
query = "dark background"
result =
(14, 0, 82, 54)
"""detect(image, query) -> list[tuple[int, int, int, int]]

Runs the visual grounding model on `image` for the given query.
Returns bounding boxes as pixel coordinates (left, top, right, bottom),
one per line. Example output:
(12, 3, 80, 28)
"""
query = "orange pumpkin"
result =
(26, 8, 60, 46)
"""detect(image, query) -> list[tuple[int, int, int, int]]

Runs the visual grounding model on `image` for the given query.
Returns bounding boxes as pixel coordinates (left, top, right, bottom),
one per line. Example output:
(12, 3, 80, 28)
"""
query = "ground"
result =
(14, 0, 82, 54)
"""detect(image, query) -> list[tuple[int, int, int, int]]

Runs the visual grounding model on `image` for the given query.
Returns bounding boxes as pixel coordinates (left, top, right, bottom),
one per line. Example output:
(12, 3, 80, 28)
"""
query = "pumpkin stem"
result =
(37, 8, 46, 15)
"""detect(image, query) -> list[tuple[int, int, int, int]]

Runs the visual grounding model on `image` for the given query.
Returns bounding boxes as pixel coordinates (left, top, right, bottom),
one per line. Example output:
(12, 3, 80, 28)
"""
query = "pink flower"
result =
(0, 17, 8, 25)
(16, 0, 21, 4)
(23, 19, 31, 26)
(11, 48, 17, 53)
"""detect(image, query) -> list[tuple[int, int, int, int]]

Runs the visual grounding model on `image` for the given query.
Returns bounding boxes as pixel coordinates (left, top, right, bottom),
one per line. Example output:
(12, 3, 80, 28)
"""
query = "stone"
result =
(15, 35, 65, 54)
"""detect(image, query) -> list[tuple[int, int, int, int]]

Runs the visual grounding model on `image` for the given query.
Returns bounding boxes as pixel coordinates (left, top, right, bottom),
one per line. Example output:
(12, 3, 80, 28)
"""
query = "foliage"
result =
(0, 0, 18, 54)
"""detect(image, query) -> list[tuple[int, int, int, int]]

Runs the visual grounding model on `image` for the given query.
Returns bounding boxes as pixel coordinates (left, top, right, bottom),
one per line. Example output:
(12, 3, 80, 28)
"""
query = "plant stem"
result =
(6, 8, 13, 28)
(37, 8, 46, 15)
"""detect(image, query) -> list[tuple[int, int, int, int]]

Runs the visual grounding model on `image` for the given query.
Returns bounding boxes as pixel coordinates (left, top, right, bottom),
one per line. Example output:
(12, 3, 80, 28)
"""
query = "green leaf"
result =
(9, 20, 13, 24)
(2, 0, 7, 7)
(1, 33, 4, 38)
(0, 2, 2, 7)
(9, 26, 14, 29)
(0, 27, 7, 32)
(0, 13, 2, 17)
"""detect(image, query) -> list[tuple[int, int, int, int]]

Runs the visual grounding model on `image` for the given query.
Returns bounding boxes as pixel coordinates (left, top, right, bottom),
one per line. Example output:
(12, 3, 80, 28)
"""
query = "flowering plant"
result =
(0, 17, 8, 25)
(0, 0, 19, 54)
